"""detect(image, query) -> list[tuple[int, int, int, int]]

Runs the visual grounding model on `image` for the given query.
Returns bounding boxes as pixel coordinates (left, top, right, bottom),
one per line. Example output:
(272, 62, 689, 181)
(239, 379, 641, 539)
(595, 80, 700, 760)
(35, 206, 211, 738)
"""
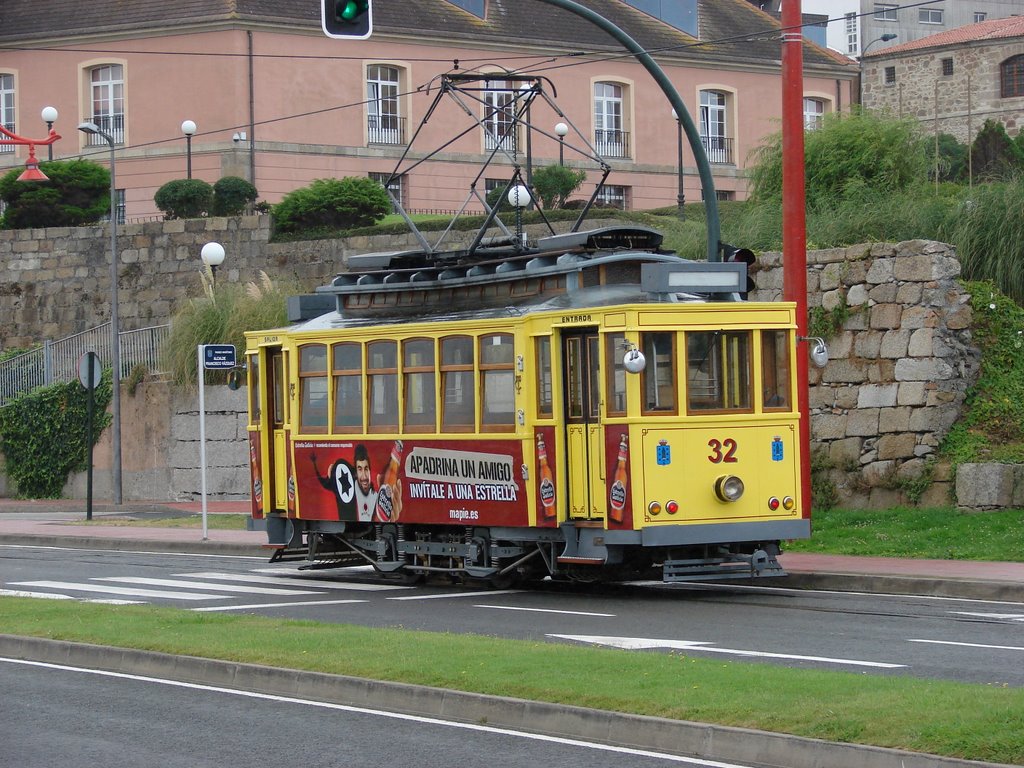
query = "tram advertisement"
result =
(248, 432, 264, 519)
(292, 439, 528, 526)
(605, 429, 633, 530)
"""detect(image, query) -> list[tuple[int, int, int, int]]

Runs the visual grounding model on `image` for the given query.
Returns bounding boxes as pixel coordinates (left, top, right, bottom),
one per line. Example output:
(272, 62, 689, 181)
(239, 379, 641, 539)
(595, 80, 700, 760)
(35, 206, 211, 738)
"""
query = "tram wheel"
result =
(488, 571, 520, 590)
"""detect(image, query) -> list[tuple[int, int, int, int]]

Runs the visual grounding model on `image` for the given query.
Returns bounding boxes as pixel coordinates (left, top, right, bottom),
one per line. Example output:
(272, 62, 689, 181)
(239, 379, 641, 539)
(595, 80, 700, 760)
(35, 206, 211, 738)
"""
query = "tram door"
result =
(266, 348, 290, 513)
(562, 328, 606, 520)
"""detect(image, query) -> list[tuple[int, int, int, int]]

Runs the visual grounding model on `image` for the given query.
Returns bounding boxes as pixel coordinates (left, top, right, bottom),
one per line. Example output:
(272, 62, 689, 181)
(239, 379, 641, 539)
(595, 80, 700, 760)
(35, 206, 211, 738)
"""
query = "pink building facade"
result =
(0, 0, 856, 222)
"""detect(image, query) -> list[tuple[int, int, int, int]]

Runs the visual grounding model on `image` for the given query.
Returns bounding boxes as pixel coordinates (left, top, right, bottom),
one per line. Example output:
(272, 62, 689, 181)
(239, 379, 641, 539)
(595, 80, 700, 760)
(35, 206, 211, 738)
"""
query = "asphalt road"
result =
(2, 658, 759, 768)
(3, 543, 1024, 687)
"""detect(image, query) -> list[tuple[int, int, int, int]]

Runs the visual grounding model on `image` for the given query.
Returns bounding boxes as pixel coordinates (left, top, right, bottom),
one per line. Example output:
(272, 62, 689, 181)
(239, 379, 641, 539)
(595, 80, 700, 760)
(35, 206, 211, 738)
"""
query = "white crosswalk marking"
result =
(0, 588, 142, 605)
(94, 576, 322, 595)
(10, 581, 227, 601)
(180, 571, 411, 591)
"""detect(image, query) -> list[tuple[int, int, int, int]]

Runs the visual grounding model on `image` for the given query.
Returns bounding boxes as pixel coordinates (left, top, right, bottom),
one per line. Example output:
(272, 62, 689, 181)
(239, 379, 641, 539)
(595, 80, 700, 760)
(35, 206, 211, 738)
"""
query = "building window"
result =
(594, 82, 629, 158)
(484, 79, 517, 152)
(803, 98, 826, 130)
(845, 13, 858, 55)
(99, 189, 126, 225)
(919, 8, 944, 24)
(88, 64, 124, 145)
(1001, 55, 1024, 98)
(874, 4, 898, 21)
(596, 184, 628, 210)
(0, 74, 13, 155)
(884, 66, 897, 85)
(942, 58, 954, 76)
(369, 172, 406, 211)
(366, 64, 404, 144)
(699, 89, 732, 164)
(975, 12, 987, 23)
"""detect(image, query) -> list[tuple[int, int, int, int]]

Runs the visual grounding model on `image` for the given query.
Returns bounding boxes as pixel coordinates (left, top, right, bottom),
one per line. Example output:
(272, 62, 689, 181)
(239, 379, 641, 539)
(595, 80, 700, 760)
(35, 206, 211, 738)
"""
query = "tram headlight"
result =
(714, 475, 744, 503)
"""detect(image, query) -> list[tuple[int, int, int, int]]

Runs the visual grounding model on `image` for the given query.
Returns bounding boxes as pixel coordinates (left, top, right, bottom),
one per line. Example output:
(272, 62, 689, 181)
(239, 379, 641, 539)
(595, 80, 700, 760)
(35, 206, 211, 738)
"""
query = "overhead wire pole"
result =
(781, 0, 812, 520)
(532, 0, 722, 262)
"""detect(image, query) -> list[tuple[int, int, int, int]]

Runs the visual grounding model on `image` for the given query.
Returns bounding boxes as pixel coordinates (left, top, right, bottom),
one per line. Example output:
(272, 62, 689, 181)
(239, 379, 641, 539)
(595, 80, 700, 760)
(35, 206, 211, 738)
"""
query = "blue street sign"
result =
(203, 344, 236, 370)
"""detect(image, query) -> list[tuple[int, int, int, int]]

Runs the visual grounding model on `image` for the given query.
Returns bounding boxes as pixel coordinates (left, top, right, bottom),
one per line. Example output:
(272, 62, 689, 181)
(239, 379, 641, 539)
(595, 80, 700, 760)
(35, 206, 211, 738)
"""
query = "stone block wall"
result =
(753, 240, 980, 507)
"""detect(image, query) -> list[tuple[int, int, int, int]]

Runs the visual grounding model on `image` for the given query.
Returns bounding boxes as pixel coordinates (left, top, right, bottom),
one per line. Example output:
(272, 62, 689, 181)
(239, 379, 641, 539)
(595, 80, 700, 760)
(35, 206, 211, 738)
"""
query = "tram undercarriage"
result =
(266, 519, 787, 585)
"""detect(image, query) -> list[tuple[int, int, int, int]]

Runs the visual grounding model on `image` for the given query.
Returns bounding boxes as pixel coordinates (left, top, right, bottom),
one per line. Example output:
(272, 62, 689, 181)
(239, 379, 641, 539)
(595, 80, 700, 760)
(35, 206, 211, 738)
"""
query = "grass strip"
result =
(3, 597, 1022, 764)
(785, 506, 1024, 561)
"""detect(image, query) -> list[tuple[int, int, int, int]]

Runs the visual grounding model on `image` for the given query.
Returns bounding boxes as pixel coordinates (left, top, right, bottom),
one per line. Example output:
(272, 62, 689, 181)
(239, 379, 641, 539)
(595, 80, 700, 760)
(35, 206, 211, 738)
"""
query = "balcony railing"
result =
(85, 113, 125, 145)
(595, 129, 630, 159)
(368, 115, 406, 145)
(0, 323, 169, 407)
(484, 127, 519, 153)
(701, 135, 734, 165)
(0, 123, 14, 153)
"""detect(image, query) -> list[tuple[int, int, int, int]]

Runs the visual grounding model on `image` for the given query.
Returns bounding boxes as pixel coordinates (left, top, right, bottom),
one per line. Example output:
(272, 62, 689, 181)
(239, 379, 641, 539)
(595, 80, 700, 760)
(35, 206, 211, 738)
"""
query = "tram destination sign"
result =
(203, 344, 236, 370)
(641, 262, 746, 294)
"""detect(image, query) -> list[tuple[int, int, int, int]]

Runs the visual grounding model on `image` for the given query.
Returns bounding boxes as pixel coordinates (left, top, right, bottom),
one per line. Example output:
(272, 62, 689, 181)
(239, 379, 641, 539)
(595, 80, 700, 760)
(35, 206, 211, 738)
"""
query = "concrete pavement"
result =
(2, 498, 1021, 768)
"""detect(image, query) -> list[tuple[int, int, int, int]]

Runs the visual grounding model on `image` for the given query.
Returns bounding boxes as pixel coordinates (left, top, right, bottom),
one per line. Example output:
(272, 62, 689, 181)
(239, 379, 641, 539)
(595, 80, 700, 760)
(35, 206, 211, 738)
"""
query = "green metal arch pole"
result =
(534, 0, 722, 262)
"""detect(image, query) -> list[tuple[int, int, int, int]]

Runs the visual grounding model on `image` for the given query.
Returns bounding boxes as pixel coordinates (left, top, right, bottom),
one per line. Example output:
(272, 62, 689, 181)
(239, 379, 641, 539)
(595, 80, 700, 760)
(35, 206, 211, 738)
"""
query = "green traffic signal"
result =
(336, 0, 369, 23)
(323, 0, 372, 38)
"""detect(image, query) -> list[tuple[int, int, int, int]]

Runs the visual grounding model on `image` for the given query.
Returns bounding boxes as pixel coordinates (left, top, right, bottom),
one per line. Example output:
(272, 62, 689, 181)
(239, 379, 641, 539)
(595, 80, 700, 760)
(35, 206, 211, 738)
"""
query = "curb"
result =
(0, 635, 1012, 768)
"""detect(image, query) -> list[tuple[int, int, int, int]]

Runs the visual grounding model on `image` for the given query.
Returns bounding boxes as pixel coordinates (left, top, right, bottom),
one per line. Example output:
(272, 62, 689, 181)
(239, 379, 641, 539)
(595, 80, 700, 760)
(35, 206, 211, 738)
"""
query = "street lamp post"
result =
(41, 106, 58, 161)
(77, 121, 122, 505)
(671, 109, 685, 220)
(181, 119, 197, 179)
(859, 34, 897, 104)
(555, 122, 568, 166)
(201, 241, 225, 286)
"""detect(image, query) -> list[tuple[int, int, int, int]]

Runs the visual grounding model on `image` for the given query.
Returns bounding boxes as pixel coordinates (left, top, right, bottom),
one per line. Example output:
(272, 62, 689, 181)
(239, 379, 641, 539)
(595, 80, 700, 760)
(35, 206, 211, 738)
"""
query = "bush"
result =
(531, 165, 586, 209)
(970, 119, 1024, 182)
(272, 177, 391, 234)
(212, 176, 258, 216)
(154, 178, 214, 219)
(0, 159, 110, 229)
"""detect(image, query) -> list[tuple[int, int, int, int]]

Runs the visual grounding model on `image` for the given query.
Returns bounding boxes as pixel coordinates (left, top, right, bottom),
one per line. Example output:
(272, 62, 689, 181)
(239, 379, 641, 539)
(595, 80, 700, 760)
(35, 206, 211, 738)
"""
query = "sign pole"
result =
(78, 351, 102, 521)
(198, 345, 209, 540)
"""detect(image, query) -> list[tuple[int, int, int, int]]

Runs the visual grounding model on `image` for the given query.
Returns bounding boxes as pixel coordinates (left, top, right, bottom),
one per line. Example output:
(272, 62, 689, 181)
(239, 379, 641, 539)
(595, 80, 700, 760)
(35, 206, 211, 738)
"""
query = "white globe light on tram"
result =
(507, 185, 532, 208)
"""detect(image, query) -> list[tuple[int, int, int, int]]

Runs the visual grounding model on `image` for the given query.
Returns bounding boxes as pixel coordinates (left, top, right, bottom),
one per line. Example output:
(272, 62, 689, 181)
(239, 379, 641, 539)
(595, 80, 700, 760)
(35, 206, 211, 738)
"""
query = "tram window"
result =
(272, 353, 285, 427)
(480, 333, 515, 430)
(565, 337, 584, 420)
(605, 332, 626, 416)
(404, 338, 436, 432)
(367, 340, 398, 431)
(332, 342, 363, 431)
(248, 354, 261, 424)
(441, 335, 475, 432)
(640, 332, 677, 415)
(535, 336, 553, 419)
(299, 344, 329, 432)
(762, 330, 791, 410)
(687, 331, 753, 412)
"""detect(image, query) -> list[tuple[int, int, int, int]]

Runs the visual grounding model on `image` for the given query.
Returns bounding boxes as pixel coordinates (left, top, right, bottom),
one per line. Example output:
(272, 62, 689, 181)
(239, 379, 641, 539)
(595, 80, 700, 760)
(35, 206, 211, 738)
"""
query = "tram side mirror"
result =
(227, 367, 245, 390)
(623, 347, 646, 374)
(807, 337, 829, 368)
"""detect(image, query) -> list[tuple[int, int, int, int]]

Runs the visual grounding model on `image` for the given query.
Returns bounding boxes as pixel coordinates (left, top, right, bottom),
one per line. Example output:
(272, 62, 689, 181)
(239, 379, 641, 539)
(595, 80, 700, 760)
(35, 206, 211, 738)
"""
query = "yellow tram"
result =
(243, 226, 808, 584)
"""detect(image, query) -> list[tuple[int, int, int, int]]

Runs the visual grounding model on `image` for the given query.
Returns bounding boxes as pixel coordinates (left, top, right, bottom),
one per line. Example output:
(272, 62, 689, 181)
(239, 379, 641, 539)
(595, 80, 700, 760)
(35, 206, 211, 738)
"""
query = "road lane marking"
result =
(10, 581, 226, 601)
(950, 611, 1024, 621)
(193, 599, 369, 612)
(388, 590, 520, 601)
(549, 635, 907, 669)
(94, 576, 322, 595)
(0, 588, 142, 605)
(476, 604, 615, 617)
(178, 571, 410, 591)
(909, 638, 1024, 652)
(3, 658, 759, 768)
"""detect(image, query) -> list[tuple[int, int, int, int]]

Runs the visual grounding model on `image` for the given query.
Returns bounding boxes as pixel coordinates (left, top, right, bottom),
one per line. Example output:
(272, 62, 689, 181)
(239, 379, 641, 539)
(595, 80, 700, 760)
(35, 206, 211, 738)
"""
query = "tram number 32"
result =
(707, 438, 738, 464)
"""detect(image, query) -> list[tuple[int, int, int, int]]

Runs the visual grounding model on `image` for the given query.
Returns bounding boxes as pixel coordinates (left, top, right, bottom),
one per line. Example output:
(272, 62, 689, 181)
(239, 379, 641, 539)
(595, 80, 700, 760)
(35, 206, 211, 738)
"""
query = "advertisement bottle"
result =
(374, 440, 404, 522)
(537, 433, 556, 520)
(609, 434, 628, 523)
(250, 439, 263, 510)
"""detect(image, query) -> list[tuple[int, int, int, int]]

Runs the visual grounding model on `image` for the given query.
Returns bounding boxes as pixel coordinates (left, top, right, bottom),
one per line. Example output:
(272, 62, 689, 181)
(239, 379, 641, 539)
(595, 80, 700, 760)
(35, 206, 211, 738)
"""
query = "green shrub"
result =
(531, 165, 587, 209)
(272, 177, 391, 234)
(970, 119, 1024, 182)
(0, 375, 112, 497)
(948, 182, 1024, 304)
(154, 178, 215, 219)
(212, 176, 258, 216)
(0, 159, 110, 229)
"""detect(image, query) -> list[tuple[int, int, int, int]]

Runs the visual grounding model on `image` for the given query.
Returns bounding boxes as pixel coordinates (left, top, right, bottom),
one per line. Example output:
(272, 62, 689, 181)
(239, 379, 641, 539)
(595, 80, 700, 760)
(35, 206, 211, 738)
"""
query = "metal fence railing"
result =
(0, 323, 170, 407)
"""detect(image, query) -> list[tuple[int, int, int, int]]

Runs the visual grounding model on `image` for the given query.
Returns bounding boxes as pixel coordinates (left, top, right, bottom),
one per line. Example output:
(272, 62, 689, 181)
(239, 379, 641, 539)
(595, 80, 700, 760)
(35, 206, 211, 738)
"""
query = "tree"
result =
(531, 165, 587, 209)
(272, 176, 391, 234)
(0, 159, 110, 229)
(154, 179, 215, 219)
(970, 119, 1024, 181)
(212, 176, 258, 216)
(749, 109, 929, 205)
(929, 133, 968, 184)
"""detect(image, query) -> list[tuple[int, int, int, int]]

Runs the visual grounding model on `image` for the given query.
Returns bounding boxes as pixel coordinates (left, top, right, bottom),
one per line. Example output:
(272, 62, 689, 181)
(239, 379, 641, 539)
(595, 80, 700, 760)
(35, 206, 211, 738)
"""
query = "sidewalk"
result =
(1, 497, 1023, 600)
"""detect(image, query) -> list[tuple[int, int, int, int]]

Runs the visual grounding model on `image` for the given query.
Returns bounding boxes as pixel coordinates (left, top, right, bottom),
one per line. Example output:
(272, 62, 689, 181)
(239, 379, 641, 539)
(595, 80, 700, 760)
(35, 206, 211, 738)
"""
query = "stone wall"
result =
(753, 240, 980, 507)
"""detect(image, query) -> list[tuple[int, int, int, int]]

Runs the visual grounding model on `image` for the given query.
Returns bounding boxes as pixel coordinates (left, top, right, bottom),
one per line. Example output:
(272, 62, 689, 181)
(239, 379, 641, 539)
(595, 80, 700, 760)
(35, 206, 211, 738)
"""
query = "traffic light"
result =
(322, 0, 373, 39)
(721, 243, 756, 299)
